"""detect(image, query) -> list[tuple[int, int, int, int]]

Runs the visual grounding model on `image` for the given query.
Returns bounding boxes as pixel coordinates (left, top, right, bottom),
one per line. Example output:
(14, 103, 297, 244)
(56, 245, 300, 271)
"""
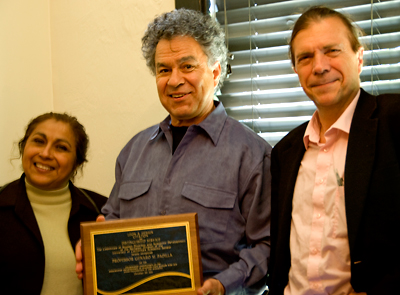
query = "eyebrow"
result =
(33, 132, 73, 148)
(296, 44, 341, 59)
(156, 55, 197, 69)
(295, 52, 311, 59)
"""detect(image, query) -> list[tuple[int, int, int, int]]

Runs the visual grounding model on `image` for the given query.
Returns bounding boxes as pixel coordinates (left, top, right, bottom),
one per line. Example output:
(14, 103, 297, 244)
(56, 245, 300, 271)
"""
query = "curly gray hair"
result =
(141, 8, 228, 90)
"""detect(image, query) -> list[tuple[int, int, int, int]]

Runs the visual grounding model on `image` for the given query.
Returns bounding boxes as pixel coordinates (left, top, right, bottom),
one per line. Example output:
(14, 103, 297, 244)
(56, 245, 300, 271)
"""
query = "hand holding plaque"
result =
(80, 213, 202, 295)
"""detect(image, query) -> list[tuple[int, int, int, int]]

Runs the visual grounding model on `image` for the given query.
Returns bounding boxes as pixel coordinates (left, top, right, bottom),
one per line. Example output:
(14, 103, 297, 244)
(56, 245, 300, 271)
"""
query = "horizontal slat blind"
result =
(215, 0, 400, 146)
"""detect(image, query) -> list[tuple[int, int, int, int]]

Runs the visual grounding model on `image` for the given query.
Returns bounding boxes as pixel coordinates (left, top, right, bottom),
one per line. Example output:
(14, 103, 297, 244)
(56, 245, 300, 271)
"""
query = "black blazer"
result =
(0, 174, 107, 295)
(269, 89, 400, 294)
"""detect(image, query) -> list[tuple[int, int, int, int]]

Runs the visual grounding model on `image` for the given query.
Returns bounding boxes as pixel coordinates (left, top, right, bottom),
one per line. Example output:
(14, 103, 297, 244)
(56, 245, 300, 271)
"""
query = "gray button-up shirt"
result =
(102, 101, 272, 294)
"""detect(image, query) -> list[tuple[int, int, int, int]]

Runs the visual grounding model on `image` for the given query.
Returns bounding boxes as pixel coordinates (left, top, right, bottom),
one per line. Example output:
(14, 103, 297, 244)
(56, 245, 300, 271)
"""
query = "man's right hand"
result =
(75, 214, 106, 279)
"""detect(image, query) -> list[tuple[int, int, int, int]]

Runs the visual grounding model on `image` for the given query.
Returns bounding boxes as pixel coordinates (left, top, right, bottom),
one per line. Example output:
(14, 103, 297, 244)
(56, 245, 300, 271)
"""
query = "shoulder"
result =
(0, 177, 25, 206)
(375, 92, 400, 113)
(368, 90, 400, 102)
(80, 188, 108, 204)
(355, 91, 400, 131)
(273, 121, 308, 152)
(224, 116, 272, 154)
(118, 124, 160, 158)
(0, 178, 20, 193)
(69, 183, 108, 211)
(359, 89, 400, 113)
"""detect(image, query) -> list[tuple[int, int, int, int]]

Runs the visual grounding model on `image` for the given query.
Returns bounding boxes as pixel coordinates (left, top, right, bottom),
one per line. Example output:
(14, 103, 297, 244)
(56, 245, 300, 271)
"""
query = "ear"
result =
(212, 62, 222, 88)
(357, 46, 364, 74)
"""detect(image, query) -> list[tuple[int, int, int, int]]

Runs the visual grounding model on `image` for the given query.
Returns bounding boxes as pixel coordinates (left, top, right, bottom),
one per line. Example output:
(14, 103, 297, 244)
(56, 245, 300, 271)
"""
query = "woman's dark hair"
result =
(18, 112, 89, 180)
(289, 6, 364, 67)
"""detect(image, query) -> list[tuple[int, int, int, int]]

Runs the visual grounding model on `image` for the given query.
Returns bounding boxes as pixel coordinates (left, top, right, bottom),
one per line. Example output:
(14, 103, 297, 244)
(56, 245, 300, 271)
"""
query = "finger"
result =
(75, 240, 83, 279)
(75, 240, 82, 261)
(196, 287, 210, 295)
(96, 214, 106, 222)
(197, 279, 217, 295)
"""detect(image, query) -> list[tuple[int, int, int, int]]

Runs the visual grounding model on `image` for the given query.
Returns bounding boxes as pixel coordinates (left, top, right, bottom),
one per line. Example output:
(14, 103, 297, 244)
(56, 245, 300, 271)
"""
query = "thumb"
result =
(96, 214, 106, 222)
(197, 286, 210, 295)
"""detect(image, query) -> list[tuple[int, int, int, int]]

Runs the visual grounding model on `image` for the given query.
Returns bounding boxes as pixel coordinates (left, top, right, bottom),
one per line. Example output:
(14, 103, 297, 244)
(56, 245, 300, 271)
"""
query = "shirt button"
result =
(311, 248, 318, 255)
(319, 178, 324, 184)
(312, 283, 322, 290)
(160, 210, 166, 215)
(323, 148, 328, 152)
(316, 213, 321, 219)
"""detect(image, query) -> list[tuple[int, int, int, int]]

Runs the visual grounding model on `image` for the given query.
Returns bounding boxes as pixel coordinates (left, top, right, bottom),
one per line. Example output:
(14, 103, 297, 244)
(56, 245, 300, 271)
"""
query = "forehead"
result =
(31, 119, 75, 142)
(293, 17, 352, 51)
(155, 36, 207, 65)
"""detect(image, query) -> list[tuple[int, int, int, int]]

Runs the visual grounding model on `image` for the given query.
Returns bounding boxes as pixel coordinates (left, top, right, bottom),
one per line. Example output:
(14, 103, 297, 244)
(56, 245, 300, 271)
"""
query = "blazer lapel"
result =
(271, 124, 307, 290)
(344, 89, 378, 253)
(12, 177, 44, 246)
(281, 137, 306, 210)
(277, 125, 307, 235)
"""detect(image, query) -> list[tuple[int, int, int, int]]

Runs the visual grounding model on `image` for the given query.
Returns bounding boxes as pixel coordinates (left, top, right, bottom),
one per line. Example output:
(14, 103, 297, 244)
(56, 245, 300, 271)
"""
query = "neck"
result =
(171, 100, 216, 127)
(317, 111, 339, 143)
(316, 92, 358, 143)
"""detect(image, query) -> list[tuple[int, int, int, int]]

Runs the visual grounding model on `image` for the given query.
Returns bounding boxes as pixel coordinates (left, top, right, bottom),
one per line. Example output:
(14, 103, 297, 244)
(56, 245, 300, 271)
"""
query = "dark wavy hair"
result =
(18, 112, 89, 180)
(141, 8, 228, 90)
(289, 5, 364, 67)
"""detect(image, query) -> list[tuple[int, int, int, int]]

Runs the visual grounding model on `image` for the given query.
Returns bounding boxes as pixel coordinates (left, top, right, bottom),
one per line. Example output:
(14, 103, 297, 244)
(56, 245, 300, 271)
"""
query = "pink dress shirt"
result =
(284, 91, 360, 295)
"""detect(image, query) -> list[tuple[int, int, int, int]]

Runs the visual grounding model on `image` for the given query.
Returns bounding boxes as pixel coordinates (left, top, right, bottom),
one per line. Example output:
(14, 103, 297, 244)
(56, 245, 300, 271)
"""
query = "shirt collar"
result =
(303, 89, 361, 149)
(150, 100, 228, 146)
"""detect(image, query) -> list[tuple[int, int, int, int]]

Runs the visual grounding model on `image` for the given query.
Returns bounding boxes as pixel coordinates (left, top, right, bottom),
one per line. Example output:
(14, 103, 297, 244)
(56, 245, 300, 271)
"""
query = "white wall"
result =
(0, 0, 174, 196)
(0, 0, 54, 184)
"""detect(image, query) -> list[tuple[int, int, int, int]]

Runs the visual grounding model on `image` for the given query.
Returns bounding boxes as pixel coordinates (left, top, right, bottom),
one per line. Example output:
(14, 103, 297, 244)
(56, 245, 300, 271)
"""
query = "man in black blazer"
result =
(268, 6, 400, 295)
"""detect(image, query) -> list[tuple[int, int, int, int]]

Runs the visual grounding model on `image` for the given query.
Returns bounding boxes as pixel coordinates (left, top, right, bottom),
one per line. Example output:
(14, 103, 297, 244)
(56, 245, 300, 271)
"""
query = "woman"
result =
(0, 112, 108, 295)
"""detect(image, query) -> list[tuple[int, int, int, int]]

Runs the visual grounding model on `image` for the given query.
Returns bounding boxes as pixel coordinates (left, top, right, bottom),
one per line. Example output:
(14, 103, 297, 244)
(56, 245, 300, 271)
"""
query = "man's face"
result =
(292, 17, 363, 115)
(155, 36, 221, 126)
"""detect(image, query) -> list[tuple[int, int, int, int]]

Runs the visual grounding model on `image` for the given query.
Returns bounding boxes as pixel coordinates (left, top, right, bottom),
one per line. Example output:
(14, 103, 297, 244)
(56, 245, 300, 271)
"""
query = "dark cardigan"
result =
(0, 174, 108, 295)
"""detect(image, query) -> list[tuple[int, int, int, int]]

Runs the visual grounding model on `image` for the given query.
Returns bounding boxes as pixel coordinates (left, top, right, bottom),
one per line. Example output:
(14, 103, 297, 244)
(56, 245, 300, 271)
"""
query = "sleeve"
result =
(267, 143, 282, 293)
(101, 156, 123, 220)
(214, 152, 271, 294)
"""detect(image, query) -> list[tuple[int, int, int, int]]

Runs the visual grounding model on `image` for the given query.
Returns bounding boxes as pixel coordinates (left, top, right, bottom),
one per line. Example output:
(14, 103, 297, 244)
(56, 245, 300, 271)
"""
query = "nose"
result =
(167, 69, 184, 88)
(39, 144, 53, 158)
(313, 52, 330, 75)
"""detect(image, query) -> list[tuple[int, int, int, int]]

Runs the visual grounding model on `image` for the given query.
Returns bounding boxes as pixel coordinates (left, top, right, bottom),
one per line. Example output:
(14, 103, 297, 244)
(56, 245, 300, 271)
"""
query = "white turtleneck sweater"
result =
(26, 180, 83, 295)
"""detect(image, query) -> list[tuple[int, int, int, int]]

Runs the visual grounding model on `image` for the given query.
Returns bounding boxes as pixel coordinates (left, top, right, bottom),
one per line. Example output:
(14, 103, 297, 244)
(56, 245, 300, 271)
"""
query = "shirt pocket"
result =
(118, 180, 152, 218)
(181, 182, 236, 245)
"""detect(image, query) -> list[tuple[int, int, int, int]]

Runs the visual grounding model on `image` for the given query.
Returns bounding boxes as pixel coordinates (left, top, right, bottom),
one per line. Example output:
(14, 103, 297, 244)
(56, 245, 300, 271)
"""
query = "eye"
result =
(158, 68, 170, 74)
(297, 55, 310, 64)
(56, 145, 69, 152)
(182, 64, 195, 72)
(33, 138, 45, 144)
(327, 48, 341, 56)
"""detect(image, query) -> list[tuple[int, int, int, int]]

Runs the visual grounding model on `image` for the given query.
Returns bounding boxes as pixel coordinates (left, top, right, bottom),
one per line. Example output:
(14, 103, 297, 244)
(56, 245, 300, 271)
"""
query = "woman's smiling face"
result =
(22, 119, 77, 190)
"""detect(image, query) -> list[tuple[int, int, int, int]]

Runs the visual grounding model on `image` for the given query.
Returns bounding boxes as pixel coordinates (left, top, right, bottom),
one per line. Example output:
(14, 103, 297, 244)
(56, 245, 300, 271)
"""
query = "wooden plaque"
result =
(80, 213, 203, 295)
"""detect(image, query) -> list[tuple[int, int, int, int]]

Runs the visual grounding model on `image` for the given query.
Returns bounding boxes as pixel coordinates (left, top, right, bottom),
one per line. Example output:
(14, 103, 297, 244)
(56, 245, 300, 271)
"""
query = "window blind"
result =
(214, 0, 400, 146)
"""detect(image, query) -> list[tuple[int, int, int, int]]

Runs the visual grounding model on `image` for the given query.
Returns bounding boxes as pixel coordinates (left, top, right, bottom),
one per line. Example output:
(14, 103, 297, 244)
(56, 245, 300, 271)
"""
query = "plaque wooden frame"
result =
(80, 213, 203, 295)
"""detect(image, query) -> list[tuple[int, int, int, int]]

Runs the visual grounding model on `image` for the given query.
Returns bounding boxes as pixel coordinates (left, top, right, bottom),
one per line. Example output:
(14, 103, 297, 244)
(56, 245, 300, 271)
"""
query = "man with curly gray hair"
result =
(141, 8, 228, 91)
(77, 8, 271, 295)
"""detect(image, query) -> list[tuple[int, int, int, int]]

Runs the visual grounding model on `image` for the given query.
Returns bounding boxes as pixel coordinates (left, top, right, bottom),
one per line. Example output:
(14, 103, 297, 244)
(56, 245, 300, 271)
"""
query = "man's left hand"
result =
(197, 278, 225, 295)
